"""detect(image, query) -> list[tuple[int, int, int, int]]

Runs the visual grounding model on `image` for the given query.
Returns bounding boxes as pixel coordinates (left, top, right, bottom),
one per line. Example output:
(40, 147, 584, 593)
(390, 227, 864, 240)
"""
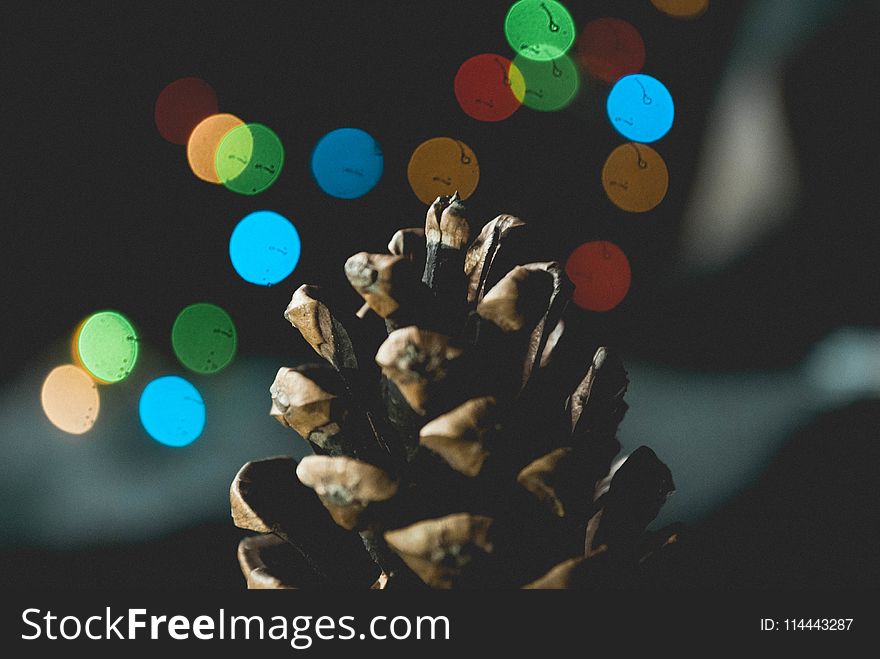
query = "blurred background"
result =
(2, 0, 878, 588)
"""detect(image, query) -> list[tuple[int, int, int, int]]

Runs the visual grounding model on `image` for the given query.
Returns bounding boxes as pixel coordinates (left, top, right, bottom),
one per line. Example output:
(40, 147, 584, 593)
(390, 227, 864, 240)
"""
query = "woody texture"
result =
(230, 193, 679, 589)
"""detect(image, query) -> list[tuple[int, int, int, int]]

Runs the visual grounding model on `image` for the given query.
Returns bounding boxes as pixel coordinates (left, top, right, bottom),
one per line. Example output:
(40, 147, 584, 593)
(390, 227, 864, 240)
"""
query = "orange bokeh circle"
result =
(187, 113, 245, 183)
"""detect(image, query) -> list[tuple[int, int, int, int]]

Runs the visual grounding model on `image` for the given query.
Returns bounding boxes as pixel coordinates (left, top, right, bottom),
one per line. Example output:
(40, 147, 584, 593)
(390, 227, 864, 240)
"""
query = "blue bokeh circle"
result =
(229, 210, 301, 286)
(606, 74, 674, 143)
(310, 128, 384, 199)
(139, 375, 205, 447)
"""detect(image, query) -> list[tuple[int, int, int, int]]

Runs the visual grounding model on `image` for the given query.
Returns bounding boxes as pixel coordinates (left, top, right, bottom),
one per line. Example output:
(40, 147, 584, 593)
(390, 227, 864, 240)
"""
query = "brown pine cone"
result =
(230, 193, 678, 589)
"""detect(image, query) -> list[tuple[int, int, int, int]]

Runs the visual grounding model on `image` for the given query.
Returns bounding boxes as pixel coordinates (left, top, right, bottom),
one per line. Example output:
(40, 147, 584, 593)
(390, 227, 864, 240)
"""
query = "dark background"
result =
(2, 0, 878, 589)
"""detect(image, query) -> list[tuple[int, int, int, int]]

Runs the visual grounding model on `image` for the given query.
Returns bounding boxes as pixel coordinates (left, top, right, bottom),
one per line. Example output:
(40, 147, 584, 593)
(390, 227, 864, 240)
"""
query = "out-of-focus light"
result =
(70, 318, 91, 374)
(454, 54, 525, 122)
(310, 128, 384, 199)
(172, 303, 237, 374)
(154, 77, 219, 145)
(601, 142, 669, 213)
(565, 241, 631, 312)
(407, 137, 480, 204)
(512, 53, 579, 112)
(77, 311, 139, 383)
(41, 365, 100, 435)
(680, 72, 799, 269)
(229, 210, 301, 286)
(215, 123, 284, 195)
(504, 0, 576, 61)
(577, 18, 645, 84)
(187, 113, 245, 184)
(650, 0, 709, 20)
(805, 327, 880, 399)
(139, 376, 205, 447)
(606, 73, 674, 143)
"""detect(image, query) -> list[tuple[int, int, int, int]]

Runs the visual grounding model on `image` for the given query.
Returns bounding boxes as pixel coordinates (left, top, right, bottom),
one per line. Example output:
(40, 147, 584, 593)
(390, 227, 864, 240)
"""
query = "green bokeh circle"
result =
(215, 123, 284, 195)
(513, 53, 580, 111)
(172, 303, 237, 374)
(77, 311, 139, 383)
(504, 0, 576, 62)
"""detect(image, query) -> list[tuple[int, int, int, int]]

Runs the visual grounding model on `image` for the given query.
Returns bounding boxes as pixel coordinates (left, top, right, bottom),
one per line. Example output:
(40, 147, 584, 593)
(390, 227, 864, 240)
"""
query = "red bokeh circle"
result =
(577, 18, 645, 84)
(564, 241, 632, 312)
(154, 77, 219, 145)
(454, 54, 522, 122)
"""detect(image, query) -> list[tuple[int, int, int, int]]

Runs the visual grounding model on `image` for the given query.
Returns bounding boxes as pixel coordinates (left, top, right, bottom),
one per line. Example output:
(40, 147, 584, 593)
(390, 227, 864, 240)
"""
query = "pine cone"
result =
(230, 193, 679, 589)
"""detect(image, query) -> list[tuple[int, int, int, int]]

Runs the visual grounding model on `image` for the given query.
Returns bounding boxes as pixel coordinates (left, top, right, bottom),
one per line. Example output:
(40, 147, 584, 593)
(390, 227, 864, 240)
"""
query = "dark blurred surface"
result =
(2, 1, 878, 588)
(646, 399, 880, 589)
(3, 398, 877, 590)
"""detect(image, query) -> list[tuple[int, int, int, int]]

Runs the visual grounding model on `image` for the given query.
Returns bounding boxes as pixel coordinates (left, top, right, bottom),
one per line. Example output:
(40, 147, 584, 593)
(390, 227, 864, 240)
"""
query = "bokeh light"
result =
(139, 376, 205, 447)
(454, 53, 525, 122)
(650, 0, 709, 20)
(187, 113, 245, 184)
(154, 77, 219, 145)
(77, 311, 139, 383)
(407, 137, 480, 204)
(70, 317, 91, 375)
(564, 241, 631, 312)
(172, 303, 237, 374)
(215, 123, 285, 195)
(606, 73, 674, 143)
(577, 18, 645, 84)
(229, 210, 301, 286)
(504, 0, 576, 61)
(512, 53, 579, 112)
(601, 142, 669, 213)
(310, 128, 384, 199)
(41, 365, 100, 435)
